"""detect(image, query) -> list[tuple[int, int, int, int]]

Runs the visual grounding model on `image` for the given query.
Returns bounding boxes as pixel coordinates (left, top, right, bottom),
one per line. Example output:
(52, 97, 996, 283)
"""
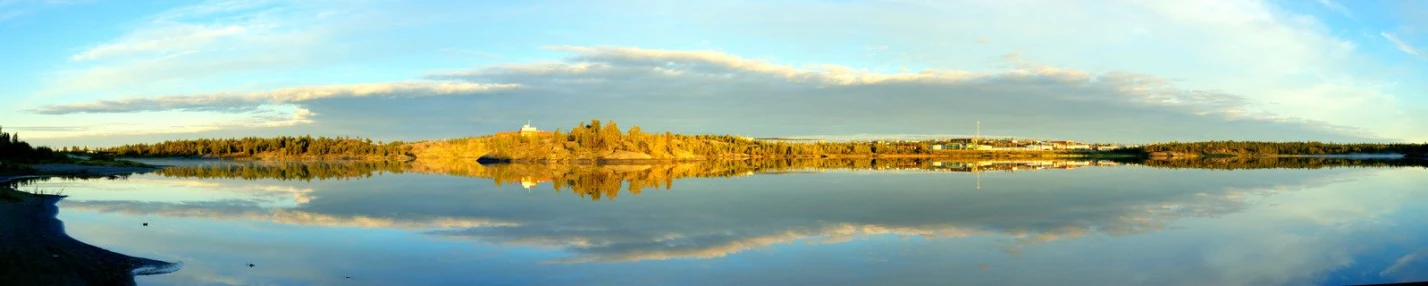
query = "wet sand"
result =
(1, 169, 181, 285)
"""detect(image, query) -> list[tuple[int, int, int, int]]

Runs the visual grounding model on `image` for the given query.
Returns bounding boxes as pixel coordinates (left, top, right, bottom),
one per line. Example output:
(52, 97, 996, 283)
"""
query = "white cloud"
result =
(38, 0, 367, 97)
(22, 81, 515, 140)
(1381, 32, 1420, 56)
(31, 81, 518, 114)
(22, 0, 1426, 143)
(256, 107, 314, 127)
(19, 109, 308, 139)
(622, 0, 1415, 140)
(419, 46, 1368, 141)
(31, 44, 1378, 142)
(71, 25, 248, 61)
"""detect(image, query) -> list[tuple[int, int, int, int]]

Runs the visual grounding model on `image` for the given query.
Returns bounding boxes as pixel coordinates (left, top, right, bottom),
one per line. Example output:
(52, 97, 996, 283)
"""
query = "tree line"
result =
(1124, 157, 1428, 170)
(475, 119, 1072, 161)
(0, 126, 66, 164)
(1127, 141, 1428, 156)
(101, 136, 414, 160)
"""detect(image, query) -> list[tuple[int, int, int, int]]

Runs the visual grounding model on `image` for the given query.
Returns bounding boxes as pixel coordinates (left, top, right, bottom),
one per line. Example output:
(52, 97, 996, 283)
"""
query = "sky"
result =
(1, 0, 1425, 147)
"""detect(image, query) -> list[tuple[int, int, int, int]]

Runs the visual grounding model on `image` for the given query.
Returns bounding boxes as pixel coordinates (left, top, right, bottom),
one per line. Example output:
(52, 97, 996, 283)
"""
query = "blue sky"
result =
(1, 0, 1424, 147)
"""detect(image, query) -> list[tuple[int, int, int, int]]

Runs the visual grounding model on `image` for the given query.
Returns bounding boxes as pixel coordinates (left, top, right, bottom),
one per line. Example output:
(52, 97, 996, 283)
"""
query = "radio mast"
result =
(975, 121, 981, 145)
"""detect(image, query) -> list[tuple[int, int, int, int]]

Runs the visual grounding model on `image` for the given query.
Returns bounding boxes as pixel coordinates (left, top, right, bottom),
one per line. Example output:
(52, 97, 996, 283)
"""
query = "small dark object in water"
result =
(142, 222, 148, 226)
(247, 263, 255, 267)
(345, 276, 351, 279)
(476, 155, 513, 163)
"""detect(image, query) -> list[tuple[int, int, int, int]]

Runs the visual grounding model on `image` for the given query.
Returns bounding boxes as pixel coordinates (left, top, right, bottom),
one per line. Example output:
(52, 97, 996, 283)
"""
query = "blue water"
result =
(25, 162, 1428, 285)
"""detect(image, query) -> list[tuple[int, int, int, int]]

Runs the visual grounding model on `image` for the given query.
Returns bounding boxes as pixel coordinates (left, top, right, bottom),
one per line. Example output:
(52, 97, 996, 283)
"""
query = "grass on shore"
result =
(20, 186, 63, 196)
(1, 154, 151, 179)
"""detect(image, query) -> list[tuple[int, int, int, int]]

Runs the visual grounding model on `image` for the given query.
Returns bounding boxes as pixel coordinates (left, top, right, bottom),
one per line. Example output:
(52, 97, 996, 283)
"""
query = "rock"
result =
(475, 155, 513, 164)
(600, 150, 653, 160)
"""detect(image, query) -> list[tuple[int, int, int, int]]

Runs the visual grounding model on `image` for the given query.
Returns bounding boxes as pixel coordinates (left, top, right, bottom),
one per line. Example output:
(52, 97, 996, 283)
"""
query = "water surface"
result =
(19, 159, 1428, 285)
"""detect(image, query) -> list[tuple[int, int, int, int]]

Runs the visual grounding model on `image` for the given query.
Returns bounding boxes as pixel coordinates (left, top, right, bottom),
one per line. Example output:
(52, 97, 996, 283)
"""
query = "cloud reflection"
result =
(50, 162, 1376, 264)
(61, 200, 517, 230)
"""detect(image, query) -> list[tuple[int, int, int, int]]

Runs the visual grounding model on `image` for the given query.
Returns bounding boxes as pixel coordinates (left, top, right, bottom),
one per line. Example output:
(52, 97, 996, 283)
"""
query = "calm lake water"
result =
(16, 159, 1428, 285)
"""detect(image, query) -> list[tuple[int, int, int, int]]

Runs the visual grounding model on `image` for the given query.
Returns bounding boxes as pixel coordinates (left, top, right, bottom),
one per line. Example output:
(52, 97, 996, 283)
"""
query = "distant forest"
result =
(0, 126, 65, 164)
(101, 136, 414, 161)
(490, 119, 925, 159)
(431, 119, 1073, 162)
(1129, 157, 1427, 170)
(418, 120, 1428, 162)
(1128, 141, 1428, 156)
(30, 121, 1428, 164)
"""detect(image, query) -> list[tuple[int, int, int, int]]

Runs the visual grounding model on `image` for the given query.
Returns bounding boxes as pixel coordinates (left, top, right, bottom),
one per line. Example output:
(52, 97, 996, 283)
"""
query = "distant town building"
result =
(1026, 144, 1054, 151)
(496, 121, 554, 137)
(1094, 144, 1127, 151)
(519, 122, 540, 137)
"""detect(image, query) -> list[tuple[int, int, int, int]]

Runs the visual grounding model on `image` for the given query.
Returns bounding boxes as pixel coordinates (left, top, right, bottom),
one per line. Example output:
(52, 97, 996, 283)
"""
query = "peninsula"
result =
(5, 120, 1426, 169)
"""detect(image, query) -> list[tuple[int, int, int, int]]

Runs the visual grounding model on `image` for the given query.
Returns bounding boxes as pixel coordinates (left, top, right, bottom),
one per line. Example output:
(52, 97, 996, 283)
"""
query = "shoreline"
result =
(476, 151, 1131, 163)
(1, 165, 180, 284)
(0, 164, 163, 186)
(1144, 153, 1420, 160)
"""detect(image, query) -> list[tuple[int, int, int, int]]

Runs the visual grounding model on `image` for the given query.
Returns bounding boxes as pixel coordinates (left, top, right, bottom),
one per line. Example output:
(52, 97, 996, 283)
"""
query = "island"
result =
(5, 121, 1421, 168)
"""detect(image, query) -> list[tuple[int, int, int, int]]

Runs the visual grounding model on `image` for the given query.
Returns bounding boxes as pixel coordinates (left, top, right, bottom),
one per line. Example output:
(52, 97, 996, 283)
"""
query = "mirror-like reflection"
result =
(0, 187, 181, 285)
(127, 158, 1137, 201)
(129, 157, 1428, 202)
(435, 159, 1127, 200)
(153, 161, 411, 181)
(18, 158, 1428, 285)
(1128, 157, 1428, 170)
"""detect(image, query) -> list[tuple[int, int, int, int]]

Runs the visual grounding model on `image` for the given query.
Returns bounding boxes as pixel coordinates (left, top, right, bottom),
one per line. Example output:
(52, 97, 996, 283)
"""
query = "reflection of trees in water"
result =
(3, 175, 131, 189)
(433, 165, 1369, 263)
(38, 158, 1395, 266)
(448, 159, 1116, 201)
(141, 158, 1428, 201)
(153, 161, 411, 181)
(1124, 157, 1428, 170)
(449, 158, 1424, 201)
